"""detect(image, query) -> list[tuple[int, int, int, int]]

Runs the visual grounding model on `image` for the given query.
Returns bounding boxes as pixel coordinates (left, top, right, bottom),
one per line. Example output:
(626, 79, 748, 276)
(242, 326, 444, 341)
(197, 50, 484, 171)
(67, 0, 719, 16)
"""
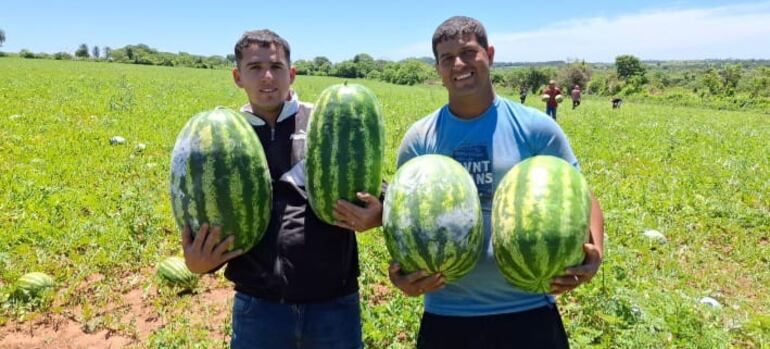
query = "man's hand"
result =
(181, 223, 244, 274)
(388, 262, 445, 297)
(550, 243, 602, 295)
(333, 192, 383, 232)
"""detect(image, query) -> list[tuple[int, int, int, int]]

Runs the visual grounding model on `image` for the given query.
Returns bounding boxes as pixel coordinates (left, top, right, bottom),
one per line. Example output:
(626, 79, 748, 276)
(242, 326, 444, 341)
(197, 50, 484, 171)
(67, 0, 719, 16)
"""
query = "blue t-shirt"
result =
(396, 96, 579, 316)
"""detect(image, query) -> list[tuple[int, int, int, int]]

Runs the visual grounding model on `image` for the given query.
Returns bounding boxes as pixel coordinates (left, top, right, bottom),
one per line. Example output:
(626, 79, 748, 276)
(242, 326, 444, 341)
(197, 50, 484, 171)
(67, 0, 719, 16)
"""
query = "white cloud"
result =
(390, 2, 770, 62)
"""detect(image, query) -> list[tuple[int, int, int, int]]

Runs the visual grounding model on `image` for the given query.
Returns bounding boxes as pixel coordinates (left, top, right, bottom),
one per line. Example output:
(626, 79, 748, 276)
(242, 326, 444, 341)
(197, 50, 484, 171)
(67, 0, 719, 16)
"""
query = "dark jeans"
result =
(417, 305, 569, 349)
(230, 291, 362, 349)
(546, 106, 558, 119)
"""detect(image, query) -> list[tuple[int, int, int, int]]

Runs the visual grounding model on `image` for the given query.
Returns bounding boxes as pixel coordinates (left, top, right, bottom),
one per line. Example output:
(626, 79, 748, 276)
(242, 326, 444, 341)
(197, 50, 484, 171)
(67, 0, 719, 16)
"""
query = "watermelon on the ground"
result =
(15, 272, 55, 297)
(305, 83, 385, 225)
(170, 107, 271, 252)
(382, 154, 483, 282)
(157, 256, 198, 290)
(492, 155, 591, 293)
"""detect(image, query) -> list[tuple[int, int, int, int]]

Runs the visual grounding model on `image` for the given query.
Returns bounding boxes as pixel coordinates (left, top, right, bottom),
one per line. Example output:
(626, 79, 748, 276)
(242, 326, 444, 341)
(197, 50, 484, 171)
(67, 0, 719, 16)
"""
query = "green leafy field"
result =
(1, 58, 768, 348)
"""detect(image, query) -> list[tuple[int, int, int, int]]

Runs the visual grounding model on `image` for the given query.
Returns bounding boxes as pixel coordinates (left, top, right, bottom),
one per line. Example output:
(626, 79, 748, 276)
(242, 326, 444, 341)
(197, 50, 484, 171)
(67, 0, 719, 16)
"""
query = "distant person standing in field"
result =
(180, 29, 381, 349)
(543, 80, 562, 119)
(571, 85, 581, 109)
(389, 16, 605, 349)
(519, 86, 528, 104)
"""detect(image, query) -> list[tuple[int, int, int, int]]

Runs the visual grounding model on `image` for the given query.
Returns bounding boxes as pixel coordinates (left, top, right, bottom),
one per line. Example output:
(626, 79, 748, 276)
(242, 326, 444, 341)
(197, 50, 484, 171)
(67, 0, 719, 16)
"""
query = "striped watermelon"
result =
(305, 83, 385, 224)
(383, 155, 483, 282)
(170, 107, 272, 252)
(157, 256, 198, 290)
(492, 155, 591, 293)
(16, 272, 55, 297)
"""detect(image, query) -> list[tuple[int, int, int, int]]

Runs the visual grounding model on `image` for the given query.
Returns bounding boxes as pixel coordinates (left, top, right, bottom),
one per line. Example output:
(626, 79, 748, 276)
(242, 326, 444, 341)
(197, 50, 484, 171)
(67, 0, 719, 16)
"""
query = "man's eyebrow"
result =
(244, 60, 285, 67)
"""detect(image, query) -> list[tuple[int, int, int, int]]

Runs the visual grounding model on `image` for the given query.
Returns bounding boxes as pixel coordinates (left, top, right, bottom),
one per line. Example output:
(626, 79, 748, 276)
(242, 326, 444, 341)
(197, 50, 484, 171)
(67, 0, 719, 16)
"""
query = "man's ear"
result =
(289, 66, 297, 84)
(232, 67, 243, 88)
(487, 44, 495, 66)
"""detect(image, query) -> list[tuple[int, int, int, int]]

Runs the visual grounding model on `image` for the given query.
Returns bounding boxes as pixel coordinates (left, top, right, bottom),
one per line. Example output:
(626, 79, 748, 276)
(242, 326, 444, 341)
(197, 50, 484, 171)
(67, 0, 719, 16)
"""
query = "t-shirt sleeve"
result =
(530, 117, 580, 170)
(396, 123, 425, 168)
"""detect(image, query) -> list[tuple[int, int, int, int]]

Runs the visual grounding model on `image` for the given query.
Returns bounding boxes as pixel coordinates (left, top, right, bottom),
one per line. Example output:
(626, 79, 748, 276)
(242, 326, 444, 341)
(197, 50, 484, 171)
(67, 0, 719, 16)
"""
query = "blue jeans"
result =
(546, 106, 557, 119)
(230, 291, 363, 349)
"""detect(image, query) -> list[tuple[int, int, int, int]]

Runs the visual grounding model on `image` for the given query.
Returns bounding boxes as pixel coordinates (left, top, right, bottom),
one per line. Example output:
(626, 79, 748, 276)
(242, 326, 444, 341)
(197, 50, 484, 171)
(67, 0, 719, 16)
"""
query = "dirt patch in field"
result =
(0, 273, 234, 349)
(366, 282, 394, 306)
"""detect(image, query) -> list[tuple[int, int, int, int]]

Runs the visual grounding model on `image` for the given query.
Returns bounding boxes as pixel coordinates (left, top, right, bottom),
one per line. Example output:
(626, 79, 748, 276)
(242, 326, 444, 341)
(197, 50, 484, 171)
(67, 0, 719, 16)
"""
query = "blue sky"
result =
(2, 0, 770, 63)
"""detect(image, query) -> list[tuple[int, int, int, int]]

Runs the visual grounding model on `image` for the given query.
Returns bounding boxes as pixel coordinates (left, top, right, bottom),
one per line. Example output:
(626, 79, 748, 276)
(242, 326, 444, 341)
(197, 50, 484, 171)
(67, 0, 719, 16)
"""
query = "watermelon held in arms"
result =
(540, 94, 550, 102)
(491, 155, 591, 293)
(15, 272, 55, 299)
(170, 107, 272, 252)
(305, 83, 385, 225)
(157, 256, 199, 290)
(555, 94, 564, 103)
(382, 155, 483, 282)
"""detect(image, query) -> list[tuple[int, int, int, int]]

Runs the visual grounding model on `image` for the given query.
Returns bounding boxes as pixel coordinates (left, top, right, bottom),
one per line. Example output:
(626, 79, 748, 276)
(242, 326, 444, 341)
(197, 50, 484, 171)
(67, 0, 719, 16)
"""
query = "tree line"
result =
(1, 29, 767, 106)
(492, 55, 770, 110)
(2, 38, 438, 86)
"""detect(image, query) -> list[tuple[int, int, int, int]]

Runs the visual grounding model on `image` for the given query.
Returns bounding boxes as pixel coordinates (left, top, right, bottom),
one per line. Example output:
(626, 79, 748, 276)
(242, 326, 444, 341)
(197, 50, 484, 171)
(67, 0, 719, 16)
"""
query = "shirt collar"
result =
(240, 90, 299, 126)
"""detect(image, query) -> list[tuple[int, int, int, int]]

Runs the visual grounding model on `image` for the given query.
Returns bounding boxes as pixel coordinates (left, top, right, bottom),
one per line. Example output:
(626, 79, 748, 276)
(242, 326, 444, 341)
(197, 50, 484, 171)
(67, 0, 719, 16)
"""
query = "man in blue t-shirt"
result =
(388, 16, 605, 349)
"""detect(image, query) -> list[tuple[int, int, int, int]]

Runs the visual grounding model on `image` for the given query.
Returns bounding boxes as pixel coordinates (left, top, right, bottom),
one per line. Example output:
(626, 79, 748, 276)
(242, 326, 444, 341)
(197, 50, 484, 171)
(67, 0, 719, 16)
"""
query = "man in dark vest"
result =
(179, 29, 382, 349)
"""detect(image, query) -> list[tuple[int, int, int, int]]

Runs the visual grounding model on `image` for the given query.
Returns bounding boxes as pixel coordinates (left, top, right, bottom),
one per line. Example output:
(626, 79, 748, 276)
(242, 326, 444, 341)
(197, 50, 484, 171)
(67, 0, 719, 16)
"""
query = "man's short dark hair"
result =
(234, 29, 291, 67)
(432, 16, 489, 61)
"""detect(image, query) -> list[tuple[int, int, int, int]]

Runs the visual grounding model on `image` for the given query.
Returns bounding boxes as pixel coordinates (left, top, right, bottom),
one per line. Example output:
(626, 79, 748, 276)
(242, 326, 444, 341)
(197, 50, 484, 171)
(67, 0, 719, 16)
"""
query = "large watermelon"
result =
(492, 155, 591, 293)
(305, 83, 385, 224)
(157, 256, 198, 290)
(382, 155, 483, 282)
(15, 272, 55, 298)
(170, 107, 271, 252)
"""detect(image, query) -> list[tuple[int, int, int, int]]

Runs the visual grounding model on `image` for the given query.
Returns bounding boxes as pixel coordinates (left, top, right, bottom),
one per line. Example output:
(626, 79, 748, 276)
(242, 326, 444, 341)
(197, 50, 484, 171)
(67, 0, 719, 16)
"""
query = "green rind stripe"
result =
(211, 112, 237, 247)
(18, 273, 55, 289)
(306, 88, 334, 222)
(383, 155, 482, 281)
(492, 155, 590, 293)
(306, 84, 385, 224)
(170, 108, 271, 252)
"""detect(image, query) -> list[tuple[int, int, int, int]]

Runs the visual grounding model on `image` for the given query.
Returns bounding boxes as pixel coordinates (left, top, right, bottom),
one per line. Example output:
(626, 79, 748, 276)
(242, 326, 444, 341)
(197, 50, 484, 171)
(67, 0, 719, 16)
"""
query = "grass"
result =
(1, 57, 769, 348)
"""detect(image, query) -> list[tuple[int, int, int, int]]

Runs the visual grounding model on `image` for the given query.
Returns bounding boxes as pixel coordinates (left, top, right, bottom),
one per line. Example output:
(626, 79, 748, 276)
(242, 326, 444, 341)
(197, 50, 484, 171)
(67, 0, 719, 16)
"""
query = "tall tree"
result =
(721, 64, 742, 90)
(92, 46, 100, 59)
(104, 47, 112, 60)
(523, 67, 551, 93)
(0, 29, 5, 47)
(615, 54, 646, 80)
(557, 61, 593, 90)
(75, 43, 90, 58)
(353, 53, 375, 77)
(313, 56, 333, 75)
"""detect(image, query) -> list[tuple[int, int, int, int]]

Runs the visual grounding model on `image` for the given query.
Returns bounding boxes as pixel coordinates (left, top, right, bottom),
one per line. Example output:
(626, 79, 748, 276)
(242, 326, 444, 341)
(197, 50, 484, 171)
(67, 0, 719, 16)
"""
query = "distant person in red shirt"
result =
(571, 85, 581, 109)
(542, 80, 562, 120)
